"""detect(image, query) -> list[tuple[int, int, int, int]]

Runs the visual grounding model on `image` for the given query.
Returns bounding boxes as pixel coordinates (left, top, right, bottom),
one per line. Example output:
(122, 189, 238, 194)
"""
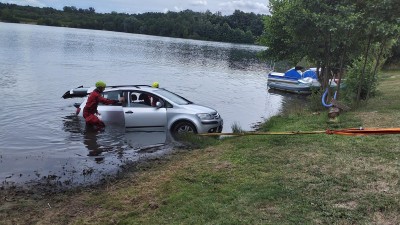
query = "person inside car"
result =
(151, 82, 160, 106)
(138, 93, 151, 106)
(83, 81, 123, 130)
(131, 93, 137, 103)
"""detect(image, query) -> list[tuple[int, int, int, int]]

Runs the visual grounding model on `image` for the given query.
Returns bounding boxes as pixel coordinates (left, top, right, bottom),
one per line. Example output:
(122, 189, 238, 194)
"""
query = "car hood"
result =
(180, 104, 217, 114)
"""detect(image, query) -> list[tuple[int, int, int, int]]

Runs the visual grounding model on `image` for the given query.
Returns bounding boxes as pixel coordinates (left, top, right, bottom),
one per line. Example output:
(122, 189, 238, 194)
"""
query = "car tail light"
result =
(76, 107, 81, 115)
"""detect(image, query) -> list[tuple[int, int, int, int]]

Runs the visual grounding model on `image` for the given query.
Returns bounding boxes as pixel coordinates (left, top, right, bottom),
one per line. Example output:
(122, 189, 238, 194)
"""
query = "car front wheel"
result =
(172, 121, 197, 134)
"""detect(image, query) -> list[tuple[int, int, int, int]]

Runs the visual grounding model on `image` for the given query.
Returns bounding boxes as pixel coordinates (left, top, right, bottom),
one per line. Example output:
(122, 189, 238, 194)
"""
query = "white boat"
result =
(267, 66, 318, 83)
(267, 67, 336, 94)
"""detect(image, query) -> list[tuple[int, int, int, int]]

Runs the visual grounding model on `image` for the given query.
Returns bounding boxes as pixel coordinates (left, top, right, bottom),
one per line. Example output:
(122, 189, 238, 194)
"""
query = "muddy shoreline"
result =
(0, 143, 189, 202)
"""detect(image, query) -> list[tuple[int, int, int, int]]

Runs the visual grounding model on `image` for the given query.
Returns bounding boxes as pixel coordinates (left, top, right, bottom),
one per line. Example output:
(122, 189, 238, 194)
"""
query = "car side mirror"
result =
(156, 101, 163, 108)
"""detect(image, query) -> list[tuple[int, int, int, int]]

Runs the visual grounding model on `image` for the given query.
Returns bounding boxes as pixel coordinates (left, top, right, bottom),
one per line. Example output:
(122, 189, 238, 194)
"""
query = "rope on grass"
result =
(326, 127, 400, 136)
(199, 128, 400, 137)
(199, 130, 326, 136)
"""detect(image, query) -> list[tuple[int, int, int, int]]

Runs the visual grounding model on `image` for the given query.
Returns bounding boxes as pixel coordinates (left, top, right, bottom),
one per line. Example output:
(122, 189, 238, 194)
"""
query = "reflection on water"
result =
(62, 115, 173, 154)
(0, 115, 176, 190)
(125, 131, 169, 149)
(84, 128, 105, 160)
(267, 88, 309, 115)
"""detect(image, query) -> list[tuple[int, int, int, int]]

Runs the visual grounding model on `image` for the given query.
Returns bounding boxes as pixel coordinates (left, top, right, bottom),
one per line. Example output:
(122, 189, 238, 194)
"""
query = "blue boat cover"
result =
(303, 69, 318, 79)
(284, 68, 302, 80)
(268, 67, 318, 81)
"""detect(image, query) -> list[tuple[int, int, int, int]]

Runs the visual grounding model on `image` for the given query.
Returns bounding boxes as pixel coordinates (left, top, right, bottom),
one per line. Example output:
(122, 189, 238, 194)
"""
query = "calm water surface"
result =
(0, 22, 303, 188)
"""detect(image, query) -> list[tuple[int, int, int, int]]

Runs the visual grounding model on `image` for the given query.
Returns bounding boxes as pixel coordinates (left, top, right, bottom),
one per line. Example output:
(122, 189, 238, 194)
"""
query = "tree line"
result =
(0, 3, 264, 44)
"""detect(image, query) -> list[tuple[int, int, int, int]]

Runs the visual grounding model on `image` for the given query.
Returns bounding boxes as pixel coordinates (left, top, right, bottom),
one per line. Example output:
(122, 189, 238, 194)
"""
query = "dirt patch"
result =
(373, 211, 400, 225)
(357, 111, 400, 127)
(333, 201, 358, 210)
(258, 203, 283, 221)
(213, 161, 234, 170)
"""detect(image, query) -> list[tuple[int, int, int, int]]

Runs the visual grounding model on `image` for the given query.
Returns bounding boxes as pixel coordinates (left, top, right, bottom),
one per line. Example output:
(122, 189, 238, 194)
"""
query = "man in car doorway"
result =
(150, 81, 160, 106)
(83, 81, 122, 130)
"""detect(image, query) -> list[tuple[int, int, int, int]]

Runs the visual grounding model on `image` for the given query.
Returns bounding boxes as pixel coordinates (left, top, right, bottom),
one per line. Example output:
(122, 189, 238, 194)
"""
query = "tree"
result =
(260, 0, 400, 103)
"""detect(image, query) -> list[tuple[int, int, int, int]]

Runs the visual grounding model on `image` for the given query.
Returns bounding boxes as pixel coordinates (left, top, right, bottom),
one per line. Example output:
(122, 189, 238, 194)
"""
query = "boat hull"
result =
(267, 76, 299, 84)
(267, 82, 317, 95)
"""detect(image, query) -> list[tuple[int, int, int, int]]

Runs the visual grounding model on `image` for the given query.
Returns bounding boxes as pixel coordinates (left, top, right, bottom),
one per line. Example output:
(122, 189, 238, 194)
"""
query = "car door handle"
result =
(125, 111, 133, 114)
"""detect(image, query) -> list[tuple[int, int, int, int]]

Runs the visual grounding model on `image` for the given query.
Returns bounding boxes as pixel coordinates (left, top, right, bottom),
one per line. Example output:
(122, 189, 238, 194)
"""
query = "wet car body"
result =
(63, 85, 223, 134)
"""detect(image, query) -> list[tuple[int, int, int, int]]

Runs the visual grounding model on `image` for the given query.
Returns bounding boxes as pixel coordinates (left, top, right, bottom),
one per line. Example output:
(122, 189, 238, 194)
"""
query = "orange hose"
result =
(198, 128, 400, 137)
(326, 128, 400, 136)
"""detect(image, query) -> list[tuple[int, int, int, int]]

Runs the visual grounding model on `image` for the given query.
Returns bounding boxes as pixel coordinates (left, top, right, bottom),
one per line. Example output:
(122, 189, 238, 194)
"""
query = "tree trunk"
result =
(366, 39, 386, 100)
(336, 46, 347, 100)
(356, 34, 372, 102)
(336, 30, 351, 100)
(323, 36, 331, 91)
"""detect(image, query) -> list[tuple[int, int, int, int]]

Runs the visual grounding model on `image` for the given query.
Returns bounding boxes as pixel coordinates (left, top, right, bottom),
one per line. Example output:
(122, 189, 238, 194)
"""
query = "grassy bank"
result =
(1, 71, 400, 224)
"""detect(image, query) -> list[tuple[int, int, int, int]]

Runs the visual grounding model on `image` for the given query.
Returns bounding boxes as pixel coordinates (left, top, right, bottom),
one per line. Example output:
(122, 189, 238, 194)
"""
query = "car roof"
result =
(105, 85, 156, 92)
(62, 85, 161, 99)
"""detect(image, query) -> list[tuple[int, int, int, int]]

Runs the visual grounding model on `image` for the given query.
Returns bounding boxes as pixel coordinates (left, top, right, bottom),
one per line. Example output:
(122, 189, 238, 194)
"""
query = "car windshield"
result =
(154, 89, 192, 105)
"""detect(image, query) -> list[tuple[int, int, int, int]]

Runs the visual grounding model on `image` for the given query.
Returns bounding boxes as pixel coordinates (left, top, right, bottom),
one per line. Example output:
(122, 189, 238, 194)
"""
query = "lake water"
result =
(0, 22, 304, 189)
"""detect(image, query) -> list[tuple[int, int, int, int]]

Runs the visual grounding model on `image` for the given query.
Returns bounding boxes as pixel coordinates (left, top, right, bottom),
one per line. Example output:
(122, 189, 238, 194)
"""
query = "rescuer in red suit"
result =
(83, 81, 121, 129)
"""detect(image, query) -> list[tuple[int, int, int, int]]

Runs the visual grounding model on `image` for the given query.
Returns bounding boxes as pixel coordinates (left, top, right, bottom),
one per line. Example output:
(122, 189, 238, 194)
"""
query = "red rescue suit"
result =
(83, 89, 117, 128)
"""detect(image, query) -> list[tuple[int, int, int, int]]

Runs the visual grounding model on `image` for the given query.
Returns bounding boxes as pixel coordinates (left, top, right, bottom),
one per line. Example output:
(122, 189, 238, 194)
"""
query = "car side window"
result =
(164, 101, 173, 108)
(100, 91, 121, 106)
(102, 91, 120, 100)
(128, 91, 164, 108)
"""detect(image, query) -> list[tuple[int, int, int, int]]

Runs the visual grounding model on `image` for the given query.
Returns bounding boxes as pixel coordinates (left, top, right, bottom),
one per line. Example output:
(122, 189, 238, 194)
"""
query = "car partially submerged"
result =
(62, 85, 223, 134)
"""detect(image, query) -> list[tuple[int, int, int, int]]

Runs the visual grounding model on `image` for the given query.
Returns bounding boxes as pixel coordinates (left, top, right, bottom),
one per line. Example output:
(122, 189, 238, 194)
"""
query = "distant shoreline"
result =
(0, 3, 265, 45)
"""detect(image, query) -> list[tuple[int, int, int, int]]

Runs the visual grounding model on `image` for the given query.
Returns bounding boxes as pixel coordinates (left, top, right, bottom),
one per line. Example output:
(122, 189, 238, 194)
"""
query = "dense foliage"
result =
(0, 3, 264, 44)
(342, 56, 377, 102)
(385, 37, 400, 68)
(260, 0, 400, 103)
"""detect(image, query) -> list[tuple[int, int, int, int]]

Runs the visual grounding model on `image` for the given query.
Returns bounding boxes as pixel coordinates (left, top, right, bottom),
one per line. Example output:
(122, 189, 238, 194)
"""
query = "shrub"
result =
(231, 122, 245, 133)
(307, 88, 325, 112)
(342, 56, 378, 103)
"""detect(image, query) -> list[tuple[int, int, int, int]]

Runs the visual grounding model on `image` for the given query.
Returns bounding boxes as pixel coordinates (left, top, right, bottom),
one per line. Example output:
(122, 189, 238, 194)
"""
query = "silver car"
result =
(63, 85, 223, 134)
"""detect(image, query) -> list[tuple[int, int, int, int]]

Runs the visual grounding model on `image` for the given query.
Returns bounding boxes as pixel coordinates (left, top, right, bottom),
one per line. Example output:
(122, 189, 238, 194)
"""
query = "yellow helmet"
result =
(152, 81, 159, 88)
(95, 81, 106, 88)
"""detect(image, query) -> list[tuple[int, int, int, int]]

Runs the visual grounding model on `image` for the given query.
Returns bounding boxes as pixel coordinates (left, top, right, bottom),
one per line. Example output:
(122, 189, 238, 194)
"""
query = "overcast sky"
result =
(2, 0, 270, 15)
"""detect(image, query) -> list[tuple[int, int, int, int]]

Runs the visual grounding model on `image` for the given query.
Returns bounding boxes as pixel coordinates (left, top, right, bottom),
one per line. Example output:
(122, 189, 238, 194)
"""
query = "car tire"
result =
(172, 121, 197, 134)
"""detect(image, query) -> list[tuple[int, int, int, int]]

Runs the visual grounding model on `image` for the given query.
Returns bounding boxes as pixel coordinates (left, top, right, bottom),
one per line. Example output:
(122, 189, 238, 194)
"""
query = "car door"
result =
(123, 91, 167, 131)
(98, 90, 124, 125)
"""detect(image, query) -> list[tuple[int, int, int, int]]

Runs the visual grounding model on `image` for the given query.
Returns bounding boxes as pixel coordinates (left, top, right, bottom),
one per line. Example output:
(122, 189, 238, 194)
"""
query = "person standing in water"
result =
(83, 81, 122, 129)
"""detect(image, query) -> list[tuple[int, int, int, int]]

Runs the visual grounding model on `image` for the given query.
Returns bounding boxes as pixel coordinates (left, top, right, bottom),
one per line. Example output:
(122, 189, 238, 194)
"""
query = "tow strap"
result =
(325, 127, 400, 136)
(198, 127, 400, 137)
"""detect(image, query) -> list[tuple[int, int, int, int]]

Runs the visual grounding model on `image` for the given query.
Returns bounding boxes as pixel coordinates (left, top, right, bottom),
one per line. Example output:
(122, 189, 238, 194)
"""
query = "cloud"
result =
(191, 0, 207, 6)
(5, 0, 46, 7)
(218, 0, 268, 14)
(174, 6, 183, 11)
(163, 6, 184, 13)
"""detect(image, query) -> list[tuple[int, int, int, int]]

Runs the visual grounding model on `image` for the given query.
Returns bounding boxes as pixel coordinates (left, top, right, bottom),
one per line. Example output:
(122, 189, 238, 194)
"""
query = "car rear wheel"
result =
(172, 121, 197, 134)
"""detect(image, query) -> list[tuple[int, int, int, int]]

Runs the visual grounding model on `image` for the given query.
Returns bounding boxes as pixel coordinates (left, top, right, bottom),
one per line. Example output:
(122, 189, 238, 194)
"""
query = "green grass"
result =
(1, 71, 400, 224)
